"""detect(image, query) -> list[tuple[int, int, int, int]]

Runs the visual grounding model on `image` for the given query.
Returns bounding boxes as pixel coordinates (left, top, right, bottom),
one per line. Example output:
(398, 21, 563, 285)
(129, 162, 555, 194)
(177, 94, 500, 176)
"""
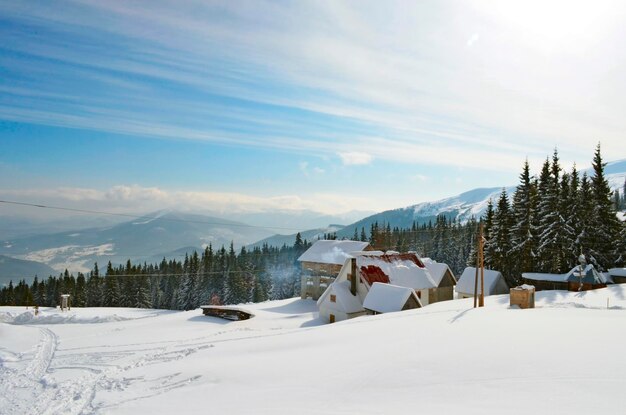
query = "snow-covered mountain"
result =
(336, 159, 626, 239)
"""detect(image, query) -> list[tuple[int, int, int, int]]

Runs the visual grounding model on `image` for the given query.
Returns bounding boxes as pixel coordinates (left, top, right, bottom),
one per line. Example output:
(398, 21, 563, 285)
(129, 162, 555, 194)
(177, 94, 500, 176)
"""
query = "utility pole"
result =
(479, 222, 485, 307)
(474, 228, 479, 308)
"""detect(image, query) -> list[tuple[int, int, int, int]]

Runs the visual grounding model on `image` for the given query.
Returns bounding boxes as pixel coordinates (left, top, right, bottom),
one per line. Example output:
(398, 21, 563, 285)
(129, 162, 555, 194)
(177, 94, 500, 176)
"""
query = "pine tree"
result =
(482, 199, 496, 267)
(103, 262, 120, 307)
(589, 143, 622, 269)
(74, 273, 87, 307)
(490, 188, 514, 282)
(510, 160, 536, 273)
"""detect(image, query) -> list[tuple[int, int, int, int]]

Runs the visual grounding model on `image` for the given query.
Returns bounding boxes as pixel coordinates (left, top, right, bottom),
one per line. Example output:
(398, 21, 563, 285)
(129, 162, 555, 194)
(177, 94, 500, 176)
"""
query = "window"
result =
(416, 290, 421, 299)
(330, 294, 336, 303)
(329, 314, 336, 323)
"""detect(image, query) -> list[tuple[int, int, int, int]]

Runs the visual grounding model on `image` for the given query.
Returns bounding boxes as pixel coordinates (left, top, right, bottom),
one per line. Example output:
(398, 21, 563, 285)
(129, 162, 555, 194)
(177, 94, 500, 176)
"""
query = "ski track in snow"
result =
(0, 325, 219, 415)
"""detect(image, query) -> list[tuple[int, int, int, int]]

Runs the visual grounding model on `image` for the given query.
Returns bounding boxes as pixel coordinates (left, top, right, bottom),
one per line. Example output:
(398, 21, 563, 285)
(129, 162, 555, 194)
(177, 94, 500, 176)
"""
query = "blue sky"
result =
(1, 0, 625, 218)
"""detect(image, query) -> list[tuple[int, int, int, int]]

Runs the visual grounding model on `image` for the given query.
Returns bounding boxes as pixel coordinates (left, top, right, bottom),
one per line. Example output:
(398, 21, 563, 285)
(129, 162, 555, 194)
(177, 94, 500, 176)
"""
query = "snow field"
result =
(1, 288, 626, 414)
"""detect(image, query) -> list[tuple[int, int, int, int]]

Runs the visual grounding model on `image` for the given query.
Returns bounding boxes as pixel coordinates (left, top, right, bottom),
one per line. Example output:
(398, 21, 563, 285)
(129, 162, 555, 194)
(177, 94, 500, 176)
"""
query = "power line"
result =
(0, 199, 307, 232)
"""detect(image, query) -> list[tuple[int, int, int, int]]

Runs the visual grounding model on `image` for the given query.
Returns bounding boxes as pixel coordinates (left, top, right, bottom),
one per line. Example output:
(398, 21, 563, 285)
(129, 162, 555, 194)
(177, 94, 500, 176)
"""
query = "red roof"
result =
(360, 253, 425, 268)
(359, 265, 391, 285)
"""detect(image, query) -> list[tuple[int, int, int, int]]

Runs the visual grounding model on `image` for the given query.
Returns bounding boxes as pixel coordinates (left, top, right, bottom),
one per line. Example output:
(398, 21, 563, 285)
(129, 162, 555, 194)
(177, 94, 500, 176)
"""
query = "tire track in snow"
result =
(25, 328, 57, 381)
(0, 327, 58, 415)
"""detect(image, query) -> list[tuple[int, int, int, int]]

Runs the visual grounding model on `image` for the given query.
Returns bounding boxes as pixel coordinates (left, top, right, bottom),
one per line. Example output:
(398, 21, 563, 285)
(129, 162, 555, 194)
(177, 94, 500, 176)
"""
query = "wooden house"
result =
(363, 282, 422, 315)
(422, 258, 457, 304)
(298, 240, 372, 275)
(317, 251, 436, 323)
(298, 240, 372, 300)
(521, 272, 569, 291)
(455, 267, 509, 299)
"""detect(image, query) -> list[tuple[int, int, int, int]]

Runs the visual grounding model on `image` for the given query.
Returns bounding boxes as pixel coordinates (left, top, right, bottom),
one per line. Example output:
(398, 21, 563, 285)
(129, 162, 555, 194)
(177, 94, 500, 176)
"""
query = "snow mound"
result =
(0, 310, 132, 325)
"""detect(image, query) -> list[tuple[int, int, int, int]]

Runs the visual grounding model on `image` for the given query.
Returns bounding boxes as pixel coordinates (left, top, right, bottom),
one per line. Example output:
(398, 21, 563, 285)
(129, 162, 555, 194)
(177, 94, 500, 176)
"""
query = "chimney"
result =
(350, 257, 357, 296)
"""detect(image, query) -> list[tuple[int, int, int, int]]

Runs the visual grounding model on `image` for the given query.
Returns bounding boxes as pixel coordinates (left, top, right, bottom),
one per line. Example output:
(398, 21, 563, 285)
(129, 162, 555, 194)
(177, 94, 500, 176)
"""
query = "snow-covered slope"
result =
(1, 287, 625, 414)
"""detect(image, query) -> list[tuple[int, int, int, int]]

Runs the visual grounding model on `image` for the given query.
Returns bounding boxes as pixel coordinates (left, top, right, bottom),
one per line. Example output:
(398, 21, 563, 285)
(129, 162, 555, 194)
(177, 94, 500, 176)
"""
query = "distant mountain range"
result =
(0, 211, 274, 275)
(0, 159, 623, 281)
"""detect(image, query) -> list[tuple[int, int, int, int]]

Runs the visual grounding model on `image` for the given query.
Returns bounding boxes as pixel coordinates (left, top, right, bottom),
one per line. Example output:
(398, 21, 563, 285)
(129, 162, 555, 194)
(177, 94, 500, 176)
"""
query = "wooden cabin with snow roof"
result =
(298, 240, 372, 275)
(317, 251, 436, 323)
(421, 258, 457, 304)
(521, 265, 608, 292)
(455, 267, 509, 299)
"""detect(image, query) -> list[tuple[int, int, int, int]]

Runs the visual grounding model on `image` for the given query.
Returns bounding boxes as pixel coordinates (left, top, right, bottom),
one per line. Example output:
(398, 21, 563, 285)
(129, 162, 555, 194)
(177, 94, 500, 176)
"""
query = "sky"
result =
(1, 0, 625, 220)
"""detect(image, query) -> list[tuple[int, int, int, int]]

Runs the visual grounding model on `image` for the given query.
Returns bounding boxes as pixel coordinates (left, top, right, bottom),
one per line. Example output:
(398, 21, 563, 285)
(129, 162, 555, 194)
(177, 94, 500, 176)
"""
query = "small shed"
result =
(317, 280, 366, 323)
(363, 283, 422, 315)
(60, 294, 70, 311)
(510, 285, 535, 309)
(608, 268, 626, 284)
(565, 265, 607, 291)
(422, 258, 457, 304)
(455, 267, 509, 299)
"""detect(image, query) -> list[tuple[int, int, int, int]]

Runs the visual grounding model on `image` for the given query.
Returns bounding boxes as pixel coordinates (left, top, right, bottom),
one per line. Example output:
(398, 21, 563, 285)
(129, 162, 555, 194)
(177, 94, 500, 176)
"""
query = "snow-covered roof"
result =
(422, 260, 456, 286)
(317, 280, 364, 314)
(456, 267, 506, 295)
(357, 253, 435, 290)
(609, 268, 626, 277)
(522, 272, 567, 282)
(363, 283, 421, 313)
(298, 240, 371, 265)
(565, 265, 607, 285)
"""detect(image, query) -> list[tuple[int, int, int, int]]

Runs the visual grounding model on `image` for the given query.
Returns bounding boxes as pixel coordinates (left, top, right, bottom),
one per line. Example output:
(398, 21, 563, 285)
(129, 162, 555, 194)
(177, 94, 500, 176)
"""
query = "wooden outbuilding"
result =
(510, 285, 535, 309)
(422, 258, 457, 304)
(455, 267, 509, 299)
(363, 282, 422, 315)
(523, 265, 608, 292)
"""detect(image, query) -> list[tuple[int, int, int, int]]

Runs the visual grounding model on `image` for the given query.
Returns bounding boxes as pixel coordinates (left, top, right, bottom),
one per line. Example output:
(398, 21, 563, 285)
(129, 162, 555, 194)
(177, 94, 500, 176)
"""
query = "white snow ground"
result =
(1, 288, 626, 415)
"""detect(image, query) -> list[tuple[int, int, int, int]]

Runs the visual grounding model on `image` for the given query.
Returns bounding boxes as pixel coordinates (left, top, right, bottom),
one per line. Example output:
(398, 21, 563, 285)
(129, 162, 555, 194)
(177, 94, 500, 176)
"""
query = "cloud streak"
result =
(0, 0, 625, 174)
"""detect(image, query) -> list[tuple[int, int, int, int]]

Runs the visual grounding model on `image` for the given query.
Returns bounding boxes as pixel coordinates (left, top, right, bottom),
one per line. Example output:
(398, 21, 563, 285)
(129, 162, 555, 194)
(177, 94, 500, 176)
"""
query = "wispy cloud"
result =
(0, 0, 625, 174)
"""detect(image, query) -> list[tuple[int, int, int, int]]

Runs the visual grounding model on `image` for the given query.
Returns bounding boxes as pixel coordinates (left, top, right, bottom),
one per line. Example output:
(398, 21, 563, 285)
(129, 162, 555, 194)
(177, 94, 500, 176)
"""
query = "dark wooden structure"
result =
(200, 306, 254, 321)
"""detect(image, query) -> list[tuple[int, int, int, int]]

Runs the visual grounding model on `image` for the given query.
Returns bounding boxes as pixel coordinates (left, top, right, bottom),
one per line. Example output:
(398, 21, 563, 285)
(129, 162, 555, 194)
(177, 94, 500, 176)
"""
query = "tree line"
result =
(0, 241, 311, 310)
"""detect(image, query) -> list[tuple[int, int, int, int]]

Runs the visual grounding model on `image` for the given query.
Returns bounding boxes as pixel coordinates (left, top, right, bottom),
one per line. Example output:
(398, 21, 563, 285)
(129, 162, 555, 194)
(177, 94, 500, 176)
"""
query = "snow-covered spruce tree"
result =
(490, 188, 514, 283)
(103, 277, 120, 308)
(177, 253, 197, 311)
(133, 274, 151, 308)
(558, 171, 577, 269)
(510, 160, 536, 274)
(482, 198, 496, 268)
(74, 273, 87, 307)
(576, 173, 594, 260)
(589, 143, 623, 269)
(536, 151, 571, 273)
